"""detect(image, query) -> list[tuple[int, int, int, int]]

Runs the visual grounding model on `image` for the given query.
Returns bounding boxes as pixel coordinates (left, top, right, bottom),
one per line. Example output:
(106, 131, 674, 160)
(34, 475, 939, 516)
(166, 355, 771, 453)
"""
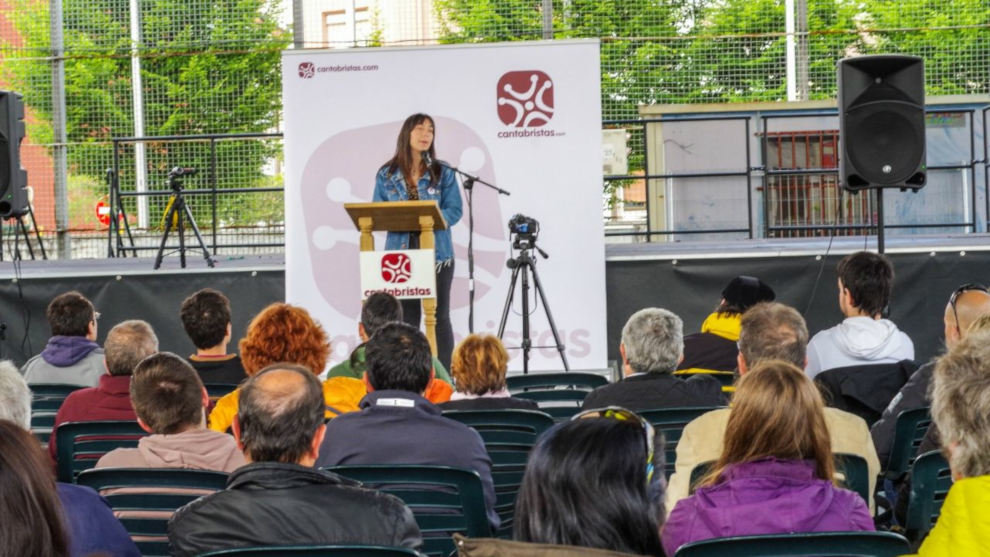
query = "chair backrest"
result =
(31, 383, 86, 400)
(673, 531, 910, 557)
(506, 373, 608, 420)
(904, 450, 952, 543)
(442, 409, 554, 538)
(54, 421, 149, 482)
(814, 360, 916, 427)
(326, 465, 490, 557)
(638, 406, 723, 480)
(30, 410, 58, 446)
(198, 546, 420, 556)
(884, 406, 931, 477)
(687, 453, 870, 505)
(76, 467, 229, 557)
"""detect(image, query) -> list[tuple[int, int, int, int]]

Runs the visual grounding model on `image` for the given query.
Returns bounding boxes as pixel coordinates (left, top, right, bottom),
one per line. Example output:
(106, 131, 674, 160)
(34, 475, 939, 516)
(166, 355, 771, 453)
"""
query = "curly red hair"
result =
(239, 303, 330, 376)
(451, 334, 510, 395)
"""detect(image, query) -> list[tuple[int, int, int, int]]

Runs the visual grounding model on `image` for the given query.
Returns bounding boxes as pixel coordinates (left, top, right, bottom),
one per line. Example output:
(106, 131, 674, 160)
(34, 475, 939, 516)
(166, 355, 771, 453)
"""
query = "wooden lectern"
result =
(344, 201, 448, 356)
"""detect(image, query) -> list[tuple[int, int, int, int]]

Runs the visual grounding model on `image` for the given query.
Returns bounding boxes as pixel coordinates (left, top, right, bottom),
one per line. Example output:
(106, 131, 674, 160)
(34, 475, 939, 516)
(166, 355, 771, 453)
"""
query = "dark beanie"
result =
(722, 276, 775, 311)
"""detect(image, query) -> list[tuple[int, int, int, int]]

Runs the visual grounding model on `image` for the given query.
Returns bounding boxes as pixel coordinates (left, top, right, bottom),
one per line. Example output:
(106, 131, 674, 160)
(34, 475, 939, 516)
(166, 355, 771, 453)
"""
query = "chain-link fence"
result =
(0, 0, 987, 258)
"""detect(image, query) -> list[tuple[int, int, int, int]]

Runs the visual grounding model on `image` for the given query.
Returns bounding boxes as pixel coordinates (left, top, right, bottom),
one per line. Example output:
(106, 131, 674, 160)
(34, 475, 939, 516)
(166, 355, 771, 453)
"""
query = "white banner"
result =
(360, 249, 437, 299)
(282, 40, 606, 371)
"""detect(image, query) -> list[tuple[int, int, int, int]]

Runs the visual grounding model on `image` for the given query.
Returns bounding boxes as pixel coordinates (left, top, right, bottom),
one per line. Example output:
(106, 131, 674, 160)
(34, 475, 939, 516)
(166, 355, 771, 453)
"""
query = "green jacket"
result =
(327, 345, 453, 385)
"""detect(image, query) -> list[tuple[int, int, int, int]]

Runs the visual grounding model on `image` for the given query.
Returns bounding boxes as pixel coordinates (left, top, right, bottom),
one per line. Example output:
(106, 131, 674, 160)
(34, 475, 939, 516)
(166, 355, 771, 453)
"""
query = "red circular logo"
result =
(381, 253, 412, 284)
(298, 62, 316, 79)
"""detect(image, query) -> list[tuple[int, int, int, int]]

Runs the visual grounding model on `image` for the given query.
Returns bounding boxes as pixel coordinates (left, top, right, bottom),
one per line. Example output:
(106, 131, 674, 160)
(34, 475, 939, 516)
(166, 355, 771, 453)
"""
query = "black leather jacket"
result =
(168, 462, 422, 556)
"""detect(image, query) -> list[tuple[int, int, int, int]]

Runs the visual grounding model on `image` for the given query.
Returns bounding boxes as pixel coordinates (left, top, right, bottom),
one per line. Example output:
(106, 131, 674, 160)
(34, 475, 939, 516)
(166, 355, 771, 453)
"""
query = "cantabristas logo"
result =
(496, 70, 562, 138)
(298, 62, 315, 79)
(380, 253, 412, 284)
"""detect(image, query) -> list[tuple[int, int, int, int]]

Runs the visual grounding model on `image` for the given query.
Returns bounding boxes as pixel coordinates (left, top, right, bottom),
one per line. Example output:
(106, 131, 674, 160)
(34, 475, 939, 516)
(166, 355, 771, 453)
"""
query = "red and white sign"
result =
(96, 201, 111, 226)
(282, 40, 605, 371)
(360, 250, 436, 299)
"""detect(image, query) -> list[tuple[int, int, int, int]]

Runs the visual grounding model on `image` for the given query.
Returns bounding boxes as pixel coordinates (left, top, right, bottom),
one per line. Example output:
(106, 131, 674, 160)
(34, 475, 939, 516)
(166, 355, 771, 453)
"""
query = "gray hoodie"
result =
(95, 428, 246, 473)
(806, 316, 915, 379)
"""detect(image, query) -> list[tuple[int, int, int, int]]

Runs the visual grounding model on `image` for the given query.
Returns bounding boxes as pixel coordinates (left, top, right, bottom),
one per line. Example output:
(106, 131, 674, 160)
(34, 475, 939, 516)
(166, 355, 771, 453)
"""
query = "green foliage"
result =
(2, 0, 288, 228)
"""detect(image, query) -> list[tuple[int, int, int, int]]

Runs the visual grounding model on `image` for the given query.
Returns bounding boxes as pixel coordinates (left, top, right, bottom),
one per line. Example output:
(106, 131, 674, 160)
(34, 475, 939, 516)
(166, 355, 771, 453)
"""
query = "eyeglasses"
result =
(572, 406, 655, 483)
(92, 311, 101, 322)
(949, 283, 988, 334)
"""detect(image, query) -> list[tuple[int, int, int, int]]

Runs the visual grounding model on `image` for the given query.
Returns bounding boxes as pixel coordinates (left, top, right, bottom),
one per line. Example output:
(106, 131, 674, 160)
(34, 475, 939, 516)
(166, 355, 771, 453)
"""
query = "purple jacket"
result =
(661, 458, 873, 556)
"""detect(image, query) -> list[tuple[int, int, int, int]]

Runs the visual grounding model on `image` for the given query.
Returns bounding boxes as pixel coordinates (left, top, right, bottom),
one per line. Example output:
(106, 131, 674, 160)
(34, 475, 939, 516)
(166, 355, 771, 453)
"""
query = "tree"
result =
(1, 0, 289, 228)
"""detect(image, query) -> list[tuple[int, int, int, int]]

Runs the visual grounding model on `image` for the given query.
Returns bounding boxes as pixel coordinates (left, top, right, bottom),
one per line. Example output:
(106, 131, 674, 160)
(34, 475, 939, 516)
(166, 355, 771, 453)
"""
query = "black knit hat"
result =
(722, 276, 775, 311)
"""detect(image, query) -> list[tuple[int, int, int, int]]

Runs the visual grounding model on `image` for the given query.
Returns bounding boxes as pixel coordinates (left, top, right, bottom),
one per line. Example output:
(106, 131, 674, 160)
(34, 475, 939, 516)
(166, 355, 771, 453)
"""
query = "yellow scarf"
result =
(700, 312, 742, 341)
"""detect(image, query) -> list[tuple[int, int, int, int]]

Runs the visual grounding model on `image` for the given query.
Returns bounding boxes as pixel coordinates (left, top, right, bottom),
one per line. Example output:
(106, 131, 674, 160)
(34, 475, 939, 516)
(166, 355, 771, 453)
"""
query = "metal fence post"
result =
(50, 0, 70, 259)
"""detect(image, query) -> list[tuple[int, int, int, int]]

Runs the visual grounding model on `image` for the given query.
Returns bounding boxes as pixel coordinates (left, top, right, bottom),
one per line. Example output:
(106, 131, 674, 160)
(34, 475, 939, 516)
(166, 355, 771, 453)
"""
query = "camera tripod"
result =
(153, 168, 215, 270)
(497, 240, 569, 373)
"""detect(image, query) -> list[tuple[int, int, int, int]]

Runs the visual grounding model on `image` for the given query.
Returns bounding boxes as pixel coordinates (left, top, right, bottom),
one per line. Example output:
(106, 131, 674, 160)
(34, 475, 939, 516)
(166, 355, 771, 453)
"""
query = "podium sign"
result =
(360, 249, 437, 300)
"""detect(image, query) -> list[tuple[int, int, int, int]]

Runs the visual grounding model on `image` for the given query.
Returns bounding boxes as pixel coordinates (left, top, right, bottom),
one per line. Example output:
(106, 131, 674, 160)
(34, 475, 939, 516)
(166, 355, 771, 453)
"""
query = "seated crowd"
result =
(3, 249, 988, 556)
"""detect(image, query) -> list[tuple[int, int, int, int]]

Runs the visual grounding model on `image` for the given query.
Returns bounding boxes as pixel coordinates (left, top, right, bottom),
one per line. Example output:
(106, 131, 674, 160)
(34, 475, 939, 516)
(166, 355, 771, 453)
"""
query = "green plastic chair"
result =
(326, 465, 491, 557)
(30, 383, 84, 411)
(638, 406, 723, 480)
(198, 546, 420, 556)
(30, 410, 57, 446)
(54, 421, 149, 482)
(688, 453, 870, 504)
(76, 467, 229, 557)
(506, 373, 609, 420)
(673, 531, 910, 556)
(442, 409, 555, 445)
(884, 407, 931, 477)
(441, 409, 554, 537)
(904, 450, 952, 543)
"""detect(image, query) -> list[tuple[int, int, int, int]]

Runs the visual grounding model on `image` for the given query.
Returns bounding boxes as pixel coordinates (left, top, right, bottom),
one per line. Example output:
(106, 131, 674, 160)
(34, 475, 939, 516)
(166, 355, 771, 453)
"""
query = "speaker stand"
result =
(876, 188, 885, 254)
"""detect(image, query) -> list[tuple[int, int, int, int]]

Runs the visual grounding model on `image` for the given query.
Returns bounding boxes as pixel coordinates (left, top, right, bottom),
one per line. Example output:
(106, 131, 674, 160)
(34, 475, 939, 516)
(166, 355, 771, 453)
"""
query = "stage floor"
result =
(0, 253, 285, 279)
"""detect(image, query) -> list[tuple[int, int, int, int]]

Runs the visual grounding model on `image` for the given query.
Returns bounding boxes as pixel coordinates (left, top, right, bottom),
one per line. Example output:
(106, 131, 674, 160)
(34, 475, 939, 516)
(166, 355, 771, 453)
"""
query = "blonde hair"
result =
(932, 329, 990, 477)
(451, 334, 510, 395)
(704, 359, 834, 486)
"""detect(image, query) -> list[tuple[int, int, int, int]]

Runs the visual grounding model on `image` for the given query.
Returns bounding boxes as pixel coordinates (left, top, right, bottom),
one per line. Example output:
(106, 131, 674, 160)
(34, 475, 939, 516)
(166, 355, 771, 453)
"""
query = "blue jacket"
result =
(57, 483, 141, 557)
(316, 389, 498, 530)
(373, 164, 463, 263)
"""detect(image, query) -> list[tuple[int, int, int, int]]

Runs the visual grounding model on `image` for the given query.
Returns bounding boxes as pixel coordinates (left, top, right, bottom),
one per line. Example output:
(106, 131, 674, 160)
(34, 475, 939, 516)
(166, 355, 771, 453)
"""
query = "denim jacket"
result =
(373, 164, 463, 263)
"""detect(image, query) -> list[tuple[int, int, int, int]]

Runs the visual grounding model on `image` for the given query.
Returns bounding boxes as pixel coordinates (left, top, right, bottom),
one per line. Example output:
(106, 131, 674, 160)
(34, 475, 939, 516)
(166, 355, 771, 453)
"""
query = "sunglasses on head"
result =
(572, 406, 655, 483)
(949, 283, 989, 333)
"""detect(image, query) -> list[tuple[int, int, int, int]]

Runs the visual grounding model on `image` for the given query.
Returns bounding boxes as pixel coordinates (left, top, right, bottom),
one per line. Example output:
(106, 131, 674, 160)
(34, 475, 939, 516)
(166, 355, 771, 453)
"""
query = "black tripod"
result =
(153, 167, 215, 270)
(497, 239, 569, 373)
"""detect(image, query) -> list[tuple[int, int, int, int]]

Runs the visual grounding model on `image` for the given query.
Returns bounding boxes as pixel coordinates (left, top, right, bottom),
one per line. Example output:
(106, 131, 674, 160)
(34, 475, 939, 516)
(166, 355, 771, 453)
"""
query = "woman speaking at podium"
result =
(373, 113, 463, 370)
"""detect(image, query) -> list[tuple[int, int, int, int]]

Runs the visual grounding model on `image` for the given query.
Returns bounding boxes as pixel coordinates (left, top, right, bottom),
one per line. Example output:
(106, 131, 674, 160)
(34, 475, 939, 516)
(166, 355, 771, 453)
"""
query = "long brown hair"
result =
(383, 113, 439, 189)
(703, 359, 834, 486)
(0, 420, 69, 556)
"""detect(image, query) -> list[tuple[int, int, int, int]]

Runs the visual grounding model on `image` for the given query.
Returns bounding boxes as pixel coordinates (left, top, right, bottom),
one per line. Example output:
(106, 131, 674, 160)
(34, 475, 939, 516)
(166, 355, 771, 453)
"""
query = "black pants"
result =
(402, 260, 454, 372)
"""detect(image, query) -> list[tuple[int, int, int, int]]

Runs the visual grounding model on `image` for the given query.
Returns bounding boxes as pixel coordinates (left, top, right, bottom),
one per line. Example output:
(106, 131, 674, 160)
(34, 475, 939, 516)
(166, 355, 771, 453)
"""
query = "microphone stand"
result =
(437, 161, 511, 334)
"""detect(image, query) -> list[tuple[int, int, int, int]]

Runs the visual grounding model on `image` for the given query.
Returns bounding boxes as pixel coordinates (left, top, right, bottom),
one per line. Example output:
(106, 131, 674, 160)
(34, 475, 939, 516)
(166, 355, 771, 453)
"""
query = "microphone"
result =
(168, 167, 198, 177)
(421, 151, 436, 169)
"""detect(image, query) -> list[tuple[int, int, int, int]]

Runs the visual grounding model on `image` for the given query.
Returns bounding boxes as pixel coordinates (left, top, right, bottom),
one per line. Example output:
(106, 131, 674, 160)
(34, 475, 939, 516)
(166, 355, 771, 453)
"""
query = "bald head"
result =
(944, 289, 990, 347)
(236, 363, 325, 465)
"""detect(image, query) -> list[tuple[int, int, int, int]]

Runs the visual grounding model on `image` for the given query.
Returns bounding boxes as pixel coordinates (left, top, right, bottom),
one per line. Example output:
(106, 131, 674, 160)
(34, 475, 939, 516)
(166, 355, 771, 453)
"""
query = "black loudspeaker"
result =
(0, 91, 28, 218)
(838, 55, 926, 191)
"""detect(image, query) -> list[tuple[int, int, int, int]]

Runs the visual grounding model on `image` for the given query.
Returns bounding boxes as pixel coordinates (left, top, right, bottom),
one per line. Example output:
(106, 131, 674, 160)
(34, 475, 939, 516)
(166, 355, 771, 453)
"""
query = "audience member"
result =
(806, 251, 914, 378)
(22, 291, 105, 387)
(908, 329, 990, 554)
(871, 284, 990, 466)
(440, 334, 538, 411)
(327, 291, 453, 386)
(0, 363, 140, 557)
(509, 409, 664, 557)
(667, 302, 880, 507)
(662, 360, 874, 555)
(168, 364, 421, 555)
(180, 288, 247, 385)
(208, 303, 362, 432)
(582, 308, 725, 411)
(677, 275, 775, 374)
(316, 322, 499, 528)
(49, 320, 158, 462)
(97, 352, 245, 472)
